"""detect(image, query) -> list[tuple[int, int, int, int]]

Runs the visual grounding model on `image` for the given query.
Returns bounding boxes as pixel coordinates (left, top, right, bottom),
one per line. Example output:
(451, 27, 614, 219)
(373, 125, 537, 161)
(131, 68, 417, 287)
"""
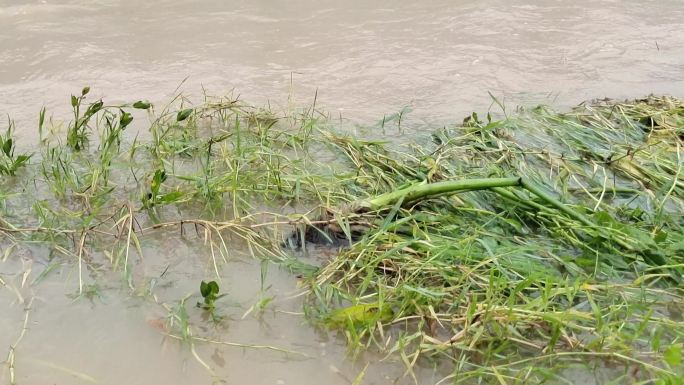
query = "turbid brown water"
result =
(1, 1, 683, 384)
(2, 0, 684, 138)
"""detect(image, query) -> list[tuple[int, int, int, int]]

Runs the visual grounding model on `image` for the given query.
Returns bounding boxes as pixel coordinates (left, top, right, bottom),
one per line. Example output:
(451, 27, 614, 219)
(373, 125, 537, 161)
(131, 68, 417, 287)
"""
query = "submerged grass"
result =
(1, 91, 683, 384)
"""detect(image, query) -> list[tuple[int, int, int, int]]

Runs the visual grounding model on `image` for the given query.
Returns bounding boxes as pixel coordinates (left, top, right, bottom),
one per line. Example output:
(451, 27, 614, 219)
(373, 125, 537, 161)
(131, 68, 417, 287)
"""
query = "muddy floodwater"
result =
(1, 1, 684, 385)
(2, 0, 684, 135)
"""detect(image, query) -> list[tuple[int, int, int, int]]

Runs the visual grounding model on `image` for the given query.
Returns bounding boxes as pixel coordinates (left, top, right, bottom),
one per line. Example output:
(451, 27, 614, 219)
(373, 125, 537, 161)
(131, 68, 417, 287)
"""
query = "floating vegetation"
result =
(1, 91, 683, 384)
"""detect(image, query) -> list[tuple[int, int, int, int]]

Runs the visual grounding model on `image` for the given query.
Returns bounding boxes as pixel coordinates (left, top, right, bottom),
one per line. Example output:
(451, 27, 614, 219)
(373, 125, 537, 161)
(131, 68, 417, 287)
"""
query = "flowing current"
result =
(1, 0, 683, 135)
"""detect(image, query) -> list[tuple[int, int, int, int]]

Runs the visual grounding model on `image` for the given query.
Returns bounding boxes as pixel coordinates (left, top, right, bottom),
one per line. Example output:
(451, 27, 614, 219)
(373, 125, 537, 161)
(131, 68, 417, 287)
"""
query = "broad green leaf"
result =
(119, 111, 133, 128)
(87, 101, 104, 115)
(200, 281, 210, 297)
(2, 138, 11, 156)
(133, 100, 151, 109)
(177, 108, 193, 122)
(207, 281, 219, 296)
(158, 191, 185, 203)
(655, 230, 668, 243)
(664, 344, 682, 367)
(325, 303, 393, 328)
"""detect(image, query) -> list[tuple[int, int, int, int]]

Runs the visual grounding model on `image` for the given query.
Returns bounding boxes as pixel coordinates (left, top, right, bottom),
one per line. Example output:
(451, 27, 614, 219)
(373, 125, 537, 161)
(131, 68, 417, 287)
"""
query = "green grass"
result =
(304, 96, 684, 384)
(1, 90, 683, 384)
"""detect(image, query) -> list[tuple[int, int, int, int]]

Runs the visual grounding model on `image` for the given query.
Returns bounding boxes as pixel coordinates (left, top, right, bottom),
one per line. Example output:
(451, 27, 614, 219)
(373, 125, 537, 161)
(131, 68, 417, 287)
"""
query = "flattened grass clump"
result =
(305, 96, 684, 383)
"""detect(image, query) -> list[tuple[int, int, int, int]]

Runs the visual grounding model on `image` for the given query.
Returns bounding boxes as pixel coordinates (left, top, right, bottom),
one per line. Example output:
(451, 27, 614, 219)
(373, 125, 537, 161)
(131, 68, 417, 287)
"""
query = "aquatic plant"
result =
(0, 120, 30, 176)
(198, 280, 222, 310)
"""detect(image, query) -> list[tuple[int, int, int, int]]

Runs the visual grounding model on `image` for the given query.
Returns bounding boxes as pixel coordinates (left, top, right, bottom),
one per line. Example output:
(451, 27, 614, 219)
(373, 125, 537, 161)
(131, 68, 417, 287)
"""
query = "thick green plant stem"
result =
(357, 177, 670, 257)
(491, 186, 542, 210)
(359, 176, 673, 270)
(362, 177, 591, 227)
(364, 177, 522, 210)
(519, 178, 596, 227)
(363, 177, 592, 229)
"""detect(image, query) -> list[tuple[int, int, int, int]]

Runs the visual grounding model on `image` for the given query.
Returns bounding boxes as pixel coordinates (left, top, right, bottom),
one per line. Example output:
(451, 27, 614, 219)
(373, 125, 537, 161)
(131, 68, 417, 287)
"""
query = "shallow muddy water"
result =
(1, 1, 684, 384)
(1, 238, 445, 385)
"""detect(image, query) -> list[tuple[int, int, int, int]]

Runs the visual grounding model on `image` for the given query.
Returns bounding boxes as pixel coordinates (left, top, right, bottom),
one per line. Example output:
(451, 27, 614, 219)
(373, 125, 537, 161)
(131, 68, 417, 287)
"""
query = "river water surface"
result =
(1, 0, 684, 136)
(1, 1, 683, 384)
